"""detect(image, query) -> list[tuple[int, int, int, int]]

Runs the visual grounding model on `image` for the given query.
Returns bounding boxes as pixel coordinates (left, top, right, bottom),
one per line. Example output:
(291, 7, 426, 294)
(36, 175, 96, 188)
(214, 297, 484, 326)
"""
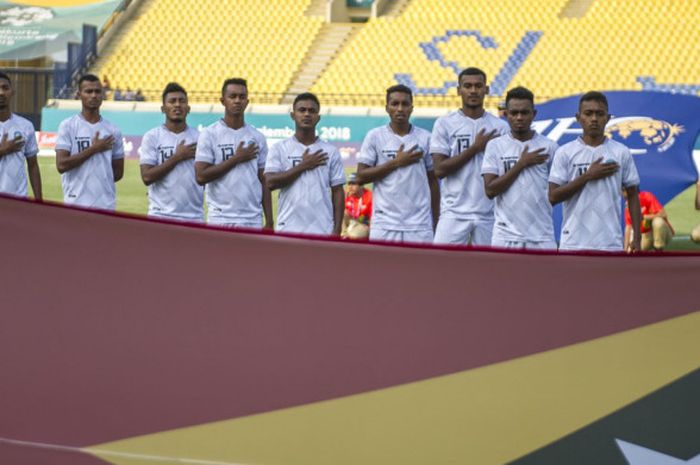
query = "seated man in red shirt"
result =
(343, 173, 372, 239)
(623, 190, 674, 251)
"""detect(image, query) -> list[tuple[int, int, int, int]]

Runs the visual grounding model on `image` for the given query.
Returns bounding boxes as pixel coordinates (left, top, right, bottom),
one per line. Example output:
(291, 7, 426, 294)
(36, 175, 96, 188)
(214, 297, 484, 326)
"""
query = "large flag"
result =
(1, 196, 699, 465)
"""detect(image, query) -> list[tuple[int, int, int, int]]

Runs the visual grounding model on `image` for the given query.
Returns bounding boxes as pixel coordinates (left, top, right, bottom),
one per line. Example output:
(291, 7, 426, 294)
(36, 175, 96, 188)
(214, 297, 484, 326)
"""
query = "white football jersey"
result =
(0, 114, 38, 197)
(481, 132, 558, 243)
(264, 136, 346, 235)
(140, 125, 203, 221)
(549, 137, 640, 251)
(195, 120, 267, 225)
(358, 124, 433, 231)
(430, 109, 508, 220)
(55, 114, 124, 210)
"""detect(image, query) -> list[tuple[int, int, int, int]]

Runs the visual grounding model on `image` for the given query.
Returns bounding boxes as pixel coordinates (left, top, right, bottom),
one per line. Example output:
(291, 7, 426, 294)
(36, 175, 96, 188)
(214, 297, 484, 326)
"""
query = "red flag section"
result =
(1, 196, 698, 465)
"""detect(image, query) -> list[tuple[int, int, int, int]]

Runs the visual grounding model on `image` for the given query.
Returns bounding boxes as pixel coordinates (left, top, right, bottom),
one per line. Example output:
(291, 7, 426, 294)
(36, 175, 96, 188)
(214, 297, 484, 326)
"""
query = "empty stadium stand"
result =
(313, 0, 700, 107)
(89, 0, 700, 107)
(90, 0, 323, 103)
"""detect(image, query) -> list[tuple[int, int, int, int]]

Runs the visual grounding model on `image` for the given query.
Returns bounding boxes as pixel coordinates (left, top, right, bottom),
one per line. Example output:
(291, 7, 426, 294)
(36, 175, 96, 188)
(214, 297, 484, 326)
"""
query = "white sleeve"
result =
(55, 119, 72, 152)
(546, 141, 559, 170)
(481, 141, 499, 176)
(421, 132, 434, 171)
(620, 148, 640, 188)
(256, 133, 268, 169)
(24, 128, 38, 158)
(194, 129, 215, 164)
(329, 147, 346, 187)
(190, 127, 200, 144)
(139, 130, 158, 165)
(263, 141, 283, 174)
(112, 128, 125, 159)
(548, 147, 569, 186)
(357, 130, 378, 166)
(429, 118, 450, 155)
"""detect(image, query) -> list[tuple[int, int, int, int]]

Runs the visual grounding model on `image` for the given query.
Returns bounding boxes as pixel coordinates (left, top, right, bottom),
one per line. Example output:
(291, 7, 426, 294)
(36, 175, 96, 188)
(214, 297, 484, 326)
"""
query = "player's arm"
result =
(483, 146, 548, 199)
(56, 131, 114, 173)
(0, 133, 25, 159)
(432, 128, 498, 179)
(331, 184, 345, 236)
(264, 148, 327, 190)
(355, 144, 423, 184)
(626, 185, 642, 252)
(428, 170, 440, 229)
(112, 158, 124, 182)
(259, 168, 273, 229)
(26, 155, 42, 201)
(195, 141, 259, 185)
(341, 210, 351, 237)
(548, 157, 618, 205)
(623, 225, 632, 251)
(695, 181, 700, 210)
(141, 140, 196, 185)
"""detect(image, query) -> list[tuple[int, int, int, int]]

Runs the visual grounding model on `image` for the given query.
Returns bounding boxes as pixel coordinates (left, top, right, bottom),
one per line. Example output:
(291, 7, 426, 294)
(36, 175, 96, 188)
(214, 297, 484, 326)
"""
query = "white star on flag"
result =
(616, 439, 700, 465)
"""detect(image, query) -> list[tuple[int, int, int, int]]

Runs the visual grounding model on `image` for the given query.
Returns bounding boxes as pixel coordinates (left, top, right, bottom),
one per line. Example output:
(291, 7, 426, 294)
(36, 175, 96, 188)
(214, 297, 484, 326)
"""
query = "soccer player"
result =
(140, 82, 203, 222)
(55, 74, 124, 210)
(430, 67, 509, 245)
(264, 93, 345, 236)
(194, 78, 272, 228)
(481, 86, 558, 249)
(356, 84, 439, 243)
(0, 71, 42, 200)
(549, 91, 642, 252)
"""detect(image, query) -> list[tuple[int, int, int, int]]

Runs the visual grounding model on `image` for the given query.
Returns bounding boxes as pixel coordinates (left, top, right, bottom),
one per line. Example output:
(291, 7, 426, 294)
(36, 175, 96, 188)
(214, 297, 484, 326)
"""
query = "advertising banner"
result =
(0, 0, 120, 60)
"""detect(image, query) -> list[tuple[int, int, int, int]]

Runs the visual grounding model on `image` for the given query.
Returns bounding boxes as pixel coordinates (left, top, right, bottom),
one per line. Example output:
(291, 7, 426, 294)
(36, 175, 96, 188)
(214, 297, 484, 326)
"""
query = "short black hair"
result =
(162, 82, 187, 103)
(221, 78, 247, 96)
(458, 67, 487, 83)
(505, 86, 534, 107)
(0, 71, 11, 85)
(579, 91, 608, 111)
(293, 92, 320, 110)
(78, 74, 100, 88)
(386, 84, 413, 104)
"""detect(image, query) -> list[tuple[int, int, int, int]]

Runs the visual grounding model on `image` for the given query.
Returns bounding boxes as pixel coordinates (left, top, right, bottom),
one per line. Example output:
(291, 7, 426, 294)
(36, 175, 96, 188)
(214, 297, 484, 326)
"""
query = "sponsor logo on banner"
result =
(605, 117, 683, 154)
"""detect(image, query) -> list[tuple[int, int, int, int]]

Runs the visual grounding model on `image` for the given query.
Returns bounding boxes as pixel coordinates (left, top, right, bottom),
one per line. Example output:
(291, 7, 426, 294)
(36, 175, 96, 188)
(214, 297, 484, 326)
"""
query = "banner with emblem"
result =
(533, 91, 700, 203)
(0, 0, 120, 60)
(532, 91, 700, 237)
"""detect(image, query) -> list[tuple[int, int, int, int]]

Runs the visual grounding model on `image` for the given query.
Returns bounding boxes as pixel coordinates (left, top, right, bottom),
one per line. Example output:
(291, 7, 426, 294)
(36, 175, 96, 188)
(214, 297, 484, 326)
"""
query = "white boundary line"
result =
(0, 437, 250, 465)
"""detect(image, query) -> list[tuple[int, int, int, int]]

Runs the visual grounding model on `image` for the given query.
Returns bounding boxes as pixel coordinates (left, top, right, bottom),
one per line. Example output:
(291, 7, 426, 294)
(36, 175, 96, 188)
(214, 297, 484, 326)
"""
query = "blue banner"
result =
(533, 91, 700, 204)
(533, 91, 700, 236)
